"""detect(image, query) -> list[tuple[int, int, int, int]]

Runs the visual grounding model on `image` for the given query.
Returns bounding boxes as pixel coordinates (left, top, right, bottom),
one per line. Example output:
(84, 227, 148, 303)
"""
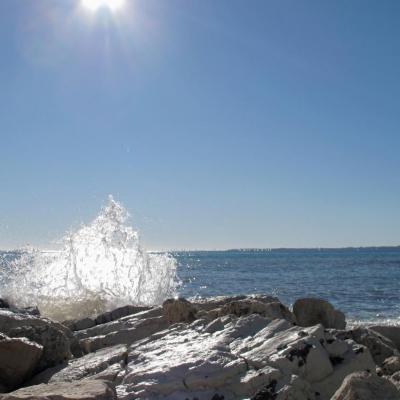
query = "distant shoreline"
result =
(1, 245, 400, 253)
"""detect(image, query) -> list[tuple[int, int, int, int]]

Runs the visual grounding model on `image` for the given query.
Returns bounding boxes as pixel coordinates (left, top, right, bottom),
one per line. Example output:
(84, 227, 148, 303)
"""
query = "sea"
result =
(174, 247, 400, 325)
(1, 246, 400, 326)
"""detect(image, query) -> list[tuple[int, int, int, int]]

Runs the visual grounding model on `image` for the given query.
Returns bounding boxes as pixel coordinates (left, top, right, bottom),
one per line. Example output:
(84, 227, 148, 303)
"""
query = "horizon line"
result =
(2, 244, 399, 253)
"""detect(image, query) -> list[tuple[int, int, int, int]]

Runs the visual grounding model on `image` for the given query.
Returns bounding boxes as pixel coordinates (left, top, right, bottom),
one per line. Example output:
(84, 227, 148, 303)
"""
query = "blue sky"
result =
(0, 0, 399, 250)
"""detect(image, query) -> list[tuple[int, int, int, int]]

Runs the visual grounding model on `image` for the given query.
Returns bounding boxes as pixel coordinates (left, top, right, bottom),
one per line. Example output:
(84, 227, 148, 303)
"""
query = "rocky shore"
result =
(0, 295, 400, 399)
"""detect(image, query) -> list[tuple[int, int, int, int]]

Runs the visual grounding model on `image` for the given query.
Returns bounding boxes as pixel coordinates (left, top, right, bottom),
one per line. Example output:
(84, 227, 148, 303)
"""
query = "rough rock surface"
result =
(0, 295, 399, 400)
(27, 345, 127, 386)
(0, 310, 72, 372)
(117, 314, 375, 400)
(382, 356, 400, 376)
(162, 298, 197, 324)
(335, 326, 398, 365)
(370, 325, 400, 351)
(79, 314, 168, 353)
(293, 298, 346, 329)
(331, 371, 400, 400)
(0, 379, 117, 400)
(0, 334, 43, 390)
(215, 299, 295, 323)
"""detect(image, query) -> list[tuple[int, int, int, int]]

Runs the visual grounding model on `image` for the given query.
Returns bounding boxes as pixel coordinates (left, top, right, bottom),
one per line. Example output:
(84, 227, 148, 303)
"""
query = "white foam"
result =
(2, 196, 179, 320)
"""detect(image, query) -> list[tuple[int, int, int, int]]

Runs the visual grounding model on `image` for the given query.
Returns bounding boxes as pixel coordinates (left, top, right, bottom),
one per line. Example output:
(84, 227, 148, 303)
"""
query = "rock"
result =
(293, 298, 346, 329)
(216, 299, 295, 323)
(382, 356, 400, 376)
(121, 314, 273, 399)
(335, 327, 397, 366)
(0, 299, 10, 309)
(193, 295, 279, 311)
(79, 315, 168, 353)
(75, 307, 164, 341)
(331, 371, 400, 400)
(63, 317, 96, 332)
(0, 310, 72, 372)
(312, 342, 376, 399)
(117, 312, 378, 400)
(0, 333, 43, 390)
(18, 307, 40, 316)
(275, 375, 316, 400)
(95, 305, 151, 325)
(162, 298, 197, 324)
(370, 325, 400, 351)
(390, 371, 400, 391)
(0, 379, 117, 400)
(27, 345, 127, 386)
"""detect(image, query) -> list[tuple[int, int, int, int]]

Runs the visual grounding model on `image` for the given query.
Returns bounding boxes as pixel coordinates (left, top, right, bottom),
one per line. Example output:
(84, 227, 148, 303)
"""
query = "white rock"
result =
(331, 371, 400, 400)
(0, 333, 43, 389)
(0, 379, 117, 400)
(312, 342, 376, 400)
(28, 345, 127, 385)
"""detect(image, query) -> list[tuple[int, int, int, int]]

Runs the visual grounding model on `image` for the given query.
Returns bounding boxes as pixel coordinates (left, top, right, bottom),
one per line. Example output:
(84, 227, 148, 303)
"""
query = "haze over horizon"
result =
(1, 0, 400, 250)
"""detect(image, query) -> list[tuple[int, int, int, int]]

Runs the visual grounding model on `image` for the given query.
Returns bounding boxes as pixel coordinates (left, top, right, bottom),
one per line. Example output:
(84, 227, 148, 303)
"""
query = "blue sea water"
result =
(174, 247, 400, 325)
(1, 247, 400, 324)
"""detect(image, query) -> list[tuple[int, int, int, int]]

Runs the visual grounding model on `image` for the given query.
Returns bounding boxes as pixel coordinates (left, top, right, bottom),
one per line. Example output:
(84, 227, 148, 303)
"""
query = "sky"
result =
(0, 0, 400, 250)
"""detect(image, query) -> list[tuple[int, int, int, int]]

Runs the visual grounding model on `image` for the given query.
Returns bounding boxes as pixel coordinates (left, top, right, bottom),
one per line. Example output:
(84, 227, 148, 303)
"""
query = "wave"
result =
(0, 196, 179, 321)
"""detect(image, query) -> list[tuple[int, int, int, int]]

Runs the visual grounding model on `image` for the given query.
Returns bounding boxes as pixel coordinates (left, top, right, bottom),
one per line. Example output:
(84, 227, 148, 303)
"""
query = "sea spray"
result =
(1, 196, 179, 320)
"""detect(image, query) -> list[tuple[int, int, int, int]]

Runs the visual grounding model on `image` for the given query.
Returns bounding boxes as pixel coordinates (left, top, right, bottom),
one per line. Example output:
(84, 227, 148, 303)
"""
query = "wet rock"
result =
(335, 327, 397, 366)
(0, 379, 117, 400)
(331, 371, 400, 400)
(0, 310, 72, 372)
(0, 333, 43, 390)
(162, 298, 197, 324)
(27, 344, 127, 386)
(293, 298, 346, 329)
(0, 299, 10, 309)
(18, 306, 41, 316)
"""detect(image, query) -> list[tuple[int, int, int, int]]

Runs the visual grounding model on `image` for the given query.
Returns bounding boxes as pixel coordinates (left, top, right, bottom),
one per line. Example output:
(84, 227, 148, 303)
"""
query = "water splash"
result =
(2, 196, 179, 320)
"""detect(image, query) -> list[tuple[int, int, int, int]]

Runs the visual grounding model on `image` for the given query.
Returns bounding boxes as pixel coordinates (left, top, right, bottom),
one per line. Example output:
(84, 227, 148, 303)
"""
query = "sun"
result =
(81, 0, 126, 12)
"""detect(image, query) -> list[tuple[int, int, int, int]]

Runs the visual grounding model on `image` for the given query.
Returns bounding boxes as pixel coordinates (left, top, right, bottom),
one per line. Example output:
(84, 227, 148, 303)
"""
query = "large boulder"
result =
(162, 298, 197, 324)
(193, 295, 279, 311)
(370, 325, 400, 351)
(0, 334, 43, 390)
(331, 371, 400, 400)
(335, 327, 397, 366)
(293, 298, 346, 329)
(0, 379, 117, 400)
(216, 299, 295, 323)
(0, 310, 72, 372)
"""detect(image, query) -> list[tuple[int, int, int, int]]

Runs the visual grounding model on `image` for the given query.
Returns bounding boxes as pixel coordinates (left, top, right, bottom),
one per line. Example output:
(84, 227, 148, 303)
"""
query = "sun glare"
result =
(81, 0, 126, 12)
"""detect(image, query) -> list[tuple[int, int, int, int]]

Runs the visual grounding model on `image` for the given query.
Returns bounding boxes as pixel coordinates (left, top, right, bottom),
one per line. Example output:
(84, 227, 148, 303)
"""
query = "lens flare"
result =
(81, 0, 126, 12)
